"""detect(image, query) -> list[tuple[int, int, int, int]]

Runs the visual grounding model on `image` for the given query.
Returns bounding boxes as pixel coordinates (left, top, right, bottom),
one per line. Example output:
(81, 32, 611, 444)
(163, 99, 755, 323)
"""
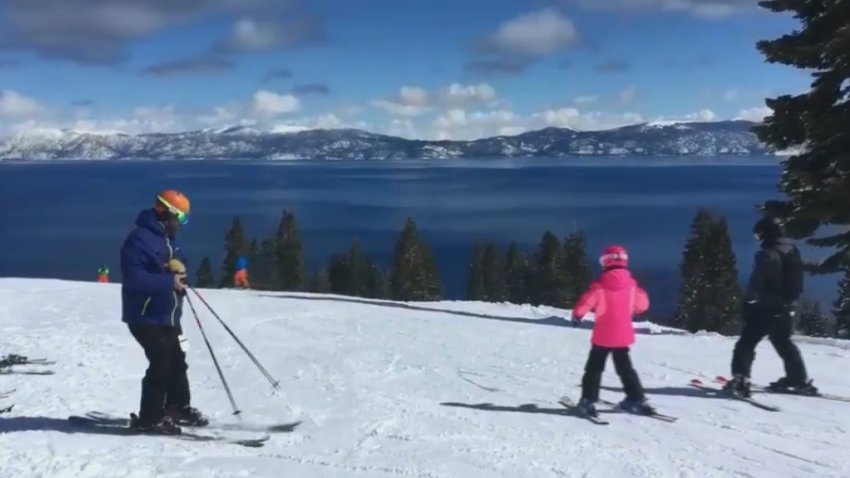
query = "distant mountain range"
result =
(0, 120, 776, 161)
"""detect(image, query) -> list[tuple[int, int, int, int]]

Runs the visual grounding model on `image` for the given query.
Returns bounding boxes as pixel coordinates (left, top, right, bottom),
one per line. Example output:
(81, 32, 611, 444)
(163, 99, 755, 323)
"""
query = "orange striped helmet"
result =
(154, 189, 190, 225)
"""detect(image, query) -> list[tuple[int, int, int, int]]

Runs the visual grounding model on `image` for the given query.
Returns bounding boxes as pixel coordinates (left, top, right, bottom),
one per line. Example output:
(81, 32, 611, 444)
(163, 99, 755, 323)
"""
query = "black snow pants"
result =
(731, 303, 808, 382)
(128, 323, 190, 425)
(581, 345, 645, 402)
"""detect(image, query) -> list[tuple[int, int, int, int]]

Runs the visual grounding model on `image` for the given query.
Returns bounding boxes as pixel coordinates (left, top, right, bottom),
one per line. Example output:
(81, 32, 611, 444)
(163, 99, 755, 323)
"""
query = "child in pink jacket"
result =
(571, 245, 653, 417)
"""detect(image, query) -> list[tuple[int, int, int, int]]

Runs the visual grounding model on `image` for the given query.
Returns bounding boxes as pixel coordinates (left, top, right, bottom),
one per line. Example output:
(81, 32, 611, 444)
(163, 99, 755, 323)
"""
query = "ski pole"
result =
(189, 287, 281, 391)
(185, 292, 242, 415)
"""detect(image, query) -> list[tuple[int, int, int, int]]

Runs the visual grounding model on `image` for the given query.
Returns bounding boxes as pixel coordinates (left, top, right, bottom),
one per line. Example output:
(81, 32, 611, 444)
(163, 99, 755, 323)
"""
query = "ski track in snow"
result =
(1, 278, 849, 477)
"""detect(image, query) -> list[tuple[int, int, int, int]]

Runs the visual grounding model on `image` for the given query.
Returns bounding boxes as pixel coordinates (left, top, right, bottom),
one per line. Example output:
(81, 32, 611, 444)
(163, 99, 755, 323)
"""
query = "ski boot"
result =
(618, 398, 657, 415)
(766, 377, 819, 396)
(129, 414, 182, 435)
(166, 405, 210, 427)
(576, 398, 599, 418)
(722, 374, 752, 398)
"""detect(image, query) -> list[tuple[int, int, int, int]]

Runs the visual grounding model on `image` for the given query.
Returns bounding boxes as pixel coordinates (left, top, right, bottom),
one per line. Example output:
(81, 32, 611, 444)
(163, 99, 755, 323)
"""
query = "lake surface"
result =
(0, 156, 836, 318)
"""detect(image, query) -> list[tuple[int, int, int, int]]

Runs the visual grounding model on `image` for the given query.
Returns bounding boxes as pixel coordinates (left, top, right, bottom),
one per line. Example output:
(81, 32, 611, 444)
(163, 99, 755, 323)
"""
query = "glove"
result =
(570, 316, 582, 327)
(167, 259, 187, 275)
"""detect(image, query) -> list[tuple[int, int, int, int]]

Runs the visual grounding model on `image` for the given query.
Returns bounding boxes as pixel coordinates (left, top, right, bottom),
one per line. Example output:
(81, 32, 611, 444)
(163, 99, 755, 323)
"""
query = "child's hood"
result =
(599, 268, 636, 290)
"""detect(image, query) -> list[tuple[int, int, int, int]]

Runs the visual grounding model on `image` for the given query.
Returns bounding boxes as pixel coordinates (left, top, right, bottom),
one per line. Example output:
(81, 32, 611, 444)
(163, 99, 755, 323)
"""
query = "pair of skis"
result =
(557, 396, 678, 425)
(67, 411, 301, 448)
(0, 354, 55, 375)
(689, 375, 850, 413)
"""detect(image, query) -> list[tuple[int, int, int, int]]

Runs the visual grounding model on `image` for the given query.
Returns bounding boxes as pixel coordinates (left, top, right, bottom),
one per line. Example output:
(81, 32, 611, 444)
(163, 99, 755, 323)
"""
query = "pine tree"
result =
(797, 298, 829, 337)
(389, 217, 442, 301)
(275, 210, 306, 291)
(673, 209, 741, 334)
(704, 216, 742, 335)
(481, 243, 508, 302)
(195, 256, 215, 288)
(220, 216, 250, 288)
(532, 231, 567, 307)
(752, 0, 850, 275)
(308, 267, 331, 293)
(250, 237, 278, 290)
(466, 242, 486, 300)
(347, 238, 386, 298)
(833, 266, 850, 338)
(562, 229, 593, 307)
(504, 242, 531, 305)
(327, 238, 387, 298)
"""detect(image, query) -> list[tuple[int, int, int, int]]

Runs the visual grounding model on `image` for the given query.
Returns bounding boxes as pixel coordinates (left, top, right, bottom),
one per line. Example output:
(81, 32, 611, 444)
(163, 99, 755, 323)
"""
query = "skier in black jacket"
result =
(724, 215, 818, 397)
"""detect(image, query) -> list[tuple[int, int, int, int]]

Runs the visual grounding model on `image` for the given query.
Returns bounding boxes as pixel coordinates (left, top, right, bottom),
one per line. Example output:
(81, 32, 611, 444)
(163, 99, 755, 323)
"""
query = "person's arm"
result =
(744, 250, 772, 303)
(633, 286, 650, 315)
(121, 233, 174, 294)
(573, 283, 600, 320)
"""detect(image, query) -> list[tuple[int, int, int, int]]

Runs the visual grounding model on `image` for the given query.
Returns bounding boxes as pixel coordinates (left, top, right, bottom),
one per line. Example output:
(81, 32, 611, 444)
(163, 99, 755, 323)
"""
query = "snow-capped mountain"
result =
(0, 120, 773, 160)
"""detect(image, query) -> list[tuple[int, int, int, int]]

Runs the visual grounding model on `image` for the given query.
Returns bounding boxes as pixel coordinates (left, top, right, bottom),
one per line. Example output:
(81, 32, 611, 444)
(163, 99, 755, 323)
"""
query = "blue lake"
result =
(0, 157, 836, 318)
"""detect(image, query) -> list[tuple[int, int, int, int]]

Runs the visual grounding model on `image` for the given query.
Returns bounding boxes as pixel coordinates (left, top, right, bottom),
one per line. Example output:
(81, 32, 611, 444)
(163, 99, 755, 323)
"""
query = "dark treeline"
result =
(193, 208, 841, 339)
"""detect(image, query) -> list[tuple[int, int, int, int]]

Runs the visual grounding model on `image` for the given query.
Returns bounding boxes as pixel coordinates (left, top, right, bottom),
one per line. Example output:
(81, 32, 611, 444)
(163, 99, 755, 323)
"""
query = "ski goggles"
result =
(156, 195, 190, 225)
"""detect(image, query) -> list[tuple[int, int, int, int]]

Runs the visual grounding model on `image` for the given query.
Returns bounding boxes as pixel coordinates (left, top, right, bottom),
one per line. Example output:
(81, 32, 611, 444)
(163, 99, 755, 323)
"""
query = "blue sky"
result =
(0, 0, 812, 140)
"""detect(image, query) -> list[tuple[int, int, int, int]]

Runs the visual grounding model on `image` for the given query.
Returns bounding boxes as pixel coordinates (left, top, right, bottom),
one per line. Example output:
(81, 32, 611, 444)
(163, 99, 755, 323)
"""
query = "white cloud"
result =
(736, 106, 772, 122)
(679, 108, 717, 122)
(197, 105, 241, 125)
(373, 83, 499, 117)
(269, 114, 371, 134)
(398, 86, 430, 106)
(371, 100, 430, 117)
(251, 90, 300, 116)
(371, 86, 432, 117)
(557, 0, 755, 20)
(482, 8, 580, 57)
(218, 15, 323, 53)
(0, 90, 45, 119)
(442, 83, 497, 105)
(618, 86, 638, 105)
(572, 95, 599, 105)
(386, 118, 418, 139)
(431, 108, 519, 140)
(532, 108, 646, 131)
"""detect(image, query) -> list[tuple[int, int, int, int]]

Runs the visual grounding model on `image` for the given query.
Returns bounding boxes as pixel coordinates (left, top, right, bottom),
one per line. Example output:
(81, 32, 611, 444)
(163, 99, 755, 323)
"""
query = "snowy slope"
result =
(1, 278, 849, 478)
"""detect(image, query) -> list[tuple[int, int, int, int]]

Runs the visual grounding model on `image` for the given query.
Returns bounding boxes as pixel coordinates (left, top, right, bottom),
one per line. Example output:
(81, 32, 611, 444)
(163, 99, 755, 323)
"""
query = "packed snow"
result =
(1, 278, 849, 477)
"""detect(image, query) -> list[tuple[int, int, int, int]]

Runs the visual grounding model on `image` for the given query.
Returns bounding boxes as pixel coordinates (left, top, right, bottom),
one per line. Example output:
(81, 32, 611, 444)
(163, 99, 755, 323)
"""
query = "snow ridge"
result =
(0, 120, 774, 160)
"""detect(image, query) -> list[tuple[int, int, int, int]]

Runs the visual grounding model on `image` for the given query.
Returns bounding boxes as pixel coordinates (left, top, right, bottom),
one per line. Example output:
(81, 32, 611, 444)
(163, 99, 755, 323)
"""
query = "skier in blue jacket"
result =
(120, 189, 207, 434)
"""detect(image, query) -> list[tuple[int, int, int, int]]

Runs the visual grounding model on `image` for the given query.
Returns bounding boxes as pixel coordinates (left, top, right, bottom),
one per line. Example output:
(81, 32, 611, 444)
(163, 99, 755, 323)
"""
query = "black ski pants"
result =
(581, 345, 645, 402)
(128, 323, 190, 425)
(731, 303, 807, 383)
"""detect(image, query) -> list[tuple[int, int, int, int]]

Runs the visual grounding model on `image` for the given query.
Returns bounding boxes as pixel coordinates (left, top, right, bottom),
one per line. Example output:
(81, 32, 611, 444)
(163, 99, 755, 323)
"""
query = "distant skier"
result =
(234, 256, 250, 289)
(97, 265, 109, 283)
(120, 189, 208, 435)
(571, 245, 654, 417)
(723, 215, 817, 397)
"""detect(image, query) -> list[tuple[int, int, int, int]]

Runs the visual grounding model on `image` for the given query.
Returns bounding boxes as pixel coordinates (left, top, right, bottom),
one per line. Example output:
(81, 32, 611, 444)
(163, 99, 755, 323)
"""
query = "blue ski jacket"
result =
(120, 208, 188, 328)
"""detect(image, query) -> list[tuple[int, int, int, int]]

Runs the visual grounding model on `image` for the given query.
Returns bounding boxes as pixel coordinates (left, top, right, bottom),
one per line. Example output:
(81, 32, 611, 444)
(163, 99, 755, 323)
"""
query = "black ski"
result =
(599, 399, 678, 422)
(84, 411, 302, 434)
(1, 404, 12, 414)
(0, 369, 54, 375)
(689, 379, 781, 412)
(0, 354, 54, 367)
(713, 376, 850, 403)
(558, 396, 609, 425)
(67, 415, 270, 448)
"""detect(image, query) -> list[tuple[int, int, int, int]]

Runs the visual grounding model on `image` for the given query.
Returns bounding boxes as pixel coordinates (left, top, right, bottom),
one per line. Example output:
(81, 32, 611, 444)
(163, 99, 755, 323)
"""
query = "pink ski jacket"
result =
(572, 268, 650, 348)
